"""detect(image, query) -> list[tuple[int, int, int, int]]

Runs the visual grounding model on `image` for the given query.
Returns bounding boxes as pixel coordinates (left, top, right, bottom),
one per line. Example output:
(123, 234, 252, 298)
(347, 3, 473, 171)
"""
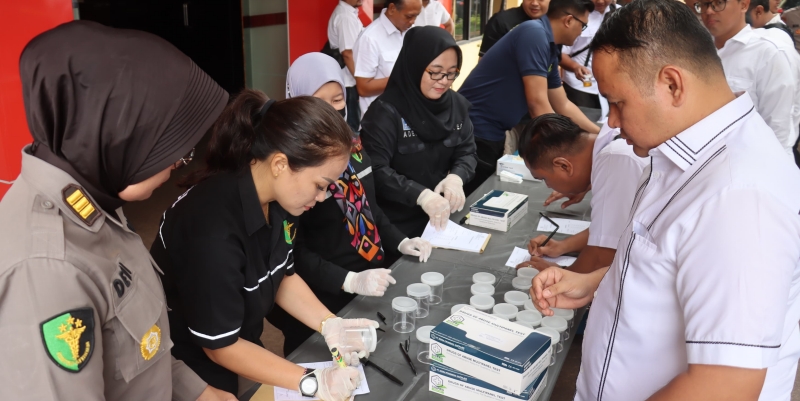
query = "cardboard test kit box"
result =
(469, 190, 528, 232)
(429, 306, 551, 395)
(496, 154, 539, 182)
(429, 363, 548, 401)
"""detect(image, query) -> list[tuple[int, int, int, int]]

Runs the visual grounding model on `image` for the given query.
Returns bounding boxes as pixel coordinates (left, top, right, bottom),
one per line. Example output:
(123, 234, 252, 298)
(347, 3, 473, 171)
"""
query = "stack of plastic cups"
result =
(470, 283, 495, 297)
(516, 267, 538, 280)
(512, 277, 533, 293)
(515, 310, 543, 328)
(541, 316, 568, 352)
(551, 308, 575, 339)
(472, 272, 497, 286)
(451, 304, 467, 315)
(416, 325, 435, 364)
(469, 295, 495, 313)
(392, 297, 418, 333)
(407, 283, 431, 319)
(492, 303, 518, 320)
(535, 327, 561, 366)
(504, 291, 528, 310)
(421, 272, 444, 305)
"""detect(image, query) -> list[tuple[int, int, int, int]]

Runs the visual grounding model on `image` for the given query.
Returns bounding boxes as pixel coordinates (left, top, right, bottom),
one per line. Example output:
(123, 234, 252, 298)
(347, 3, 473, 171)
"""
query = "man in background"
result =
(479, 0, 551, 57)
(328, 0, 365, 131)
(415, 0, 455, 34)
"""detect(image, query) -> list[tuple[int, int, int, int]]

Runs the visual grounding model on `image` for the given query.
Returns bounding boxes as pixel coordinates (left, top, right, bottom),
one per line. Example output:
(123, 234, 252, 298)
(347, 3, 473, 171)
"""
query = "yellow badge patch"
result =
(62, 184, 100, 226)
(140, 325, 161, 361)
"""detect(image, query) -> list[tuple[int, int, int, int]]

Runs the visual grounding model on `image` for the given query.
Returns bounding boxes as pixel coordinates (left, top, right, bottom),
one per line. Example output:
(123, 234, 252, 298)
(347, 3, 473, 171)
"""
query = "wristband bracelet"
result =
(318, 313, 336, 333)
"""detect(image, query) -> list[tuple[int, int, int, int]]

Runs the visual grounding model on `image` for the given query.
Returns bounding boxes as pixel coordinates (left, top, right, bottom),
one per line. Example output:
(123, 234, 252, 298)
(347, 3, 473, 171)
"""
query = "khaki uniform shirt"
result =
(0, 146, 207, 400)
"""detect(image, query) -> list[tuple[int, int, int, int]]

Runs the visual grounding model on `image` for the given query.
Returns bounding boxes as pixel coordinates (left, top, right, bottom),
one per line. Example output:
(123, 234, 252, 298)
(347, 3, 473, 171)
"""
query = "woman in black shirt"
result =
(151, 92, 378, 400)
(268, 53, 433, 355)
(360, 26, 477, 238)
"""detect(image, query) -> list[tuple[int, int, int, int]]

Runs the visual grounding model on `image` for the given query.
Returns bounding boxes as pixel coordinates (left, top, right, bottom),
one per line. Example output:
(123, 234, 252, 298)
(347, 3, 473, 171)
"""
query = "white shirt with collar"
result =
(587, 124, 650, 249)
(717, 24, 800, 157)
(328, 0, 364, 87)
(353, 9, 406, 117)
(415, 0, 450, 27)
(561, 6, 613, 95)
(575, 94, 800, 401)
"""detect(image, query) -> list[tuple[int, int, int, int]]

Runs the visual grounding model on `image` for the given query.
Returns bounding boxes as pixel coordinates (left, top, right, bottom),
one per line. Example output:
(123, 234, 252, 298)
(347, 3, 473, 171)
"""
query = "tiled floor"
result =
(126, 146, 800, 400)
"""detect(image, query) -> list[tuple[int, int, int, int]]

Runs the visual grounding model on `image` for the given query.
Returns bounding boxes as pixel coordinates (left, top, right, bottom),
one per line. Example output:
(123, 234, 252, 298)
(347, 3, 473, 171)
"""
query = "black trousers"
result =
(346, 86, 361, 133)
(564, 84, 602, 110)
(464, 136, 505, 197)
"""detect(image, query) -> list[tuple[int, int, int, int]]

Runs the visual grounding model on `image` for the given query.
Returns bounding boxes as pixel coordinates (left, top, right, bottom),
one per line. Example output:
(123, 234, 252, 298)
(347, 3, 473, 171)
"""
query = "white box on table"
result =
(496, 155, 539, 182)
(468, 190, 528, 232)
(429, 306, 551, 395)
(429, 363, 548, 401)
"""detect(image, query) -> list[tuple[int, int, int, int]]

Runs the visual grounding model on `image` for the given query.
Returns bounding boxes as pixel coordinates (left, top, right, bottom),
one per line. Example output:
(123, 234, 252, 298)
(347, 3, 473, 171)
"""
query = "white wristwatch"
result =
(299, 368, 318, 397)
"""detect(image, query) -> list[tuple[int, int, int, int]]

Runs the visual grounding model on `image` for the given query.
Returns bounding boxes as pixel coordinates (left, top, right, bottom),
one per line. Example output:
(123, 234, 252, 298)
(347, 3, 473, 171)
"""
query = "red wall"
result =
(0, 1, 74, 198)
(287, 0, 374, 65)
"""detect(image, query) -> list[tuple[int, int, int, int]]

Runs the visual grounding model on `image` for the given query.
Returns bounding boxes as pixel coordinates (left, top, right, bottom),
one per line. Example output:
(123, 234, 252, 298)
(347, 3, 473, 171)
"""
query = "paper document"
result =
(536, 217, 591, 235)
(273, 361, 369, 401)
(505, 247, 577, 268)
(421, 221, 491, 253)
(483, 192, 527, 209)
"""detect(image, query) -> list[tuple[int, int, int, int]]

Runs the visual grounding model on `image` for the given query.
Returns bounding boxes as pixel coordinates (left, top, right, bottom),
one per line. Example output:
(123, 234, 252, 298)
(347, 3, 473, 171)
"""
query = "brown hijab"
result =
(20, 21, 228, 212)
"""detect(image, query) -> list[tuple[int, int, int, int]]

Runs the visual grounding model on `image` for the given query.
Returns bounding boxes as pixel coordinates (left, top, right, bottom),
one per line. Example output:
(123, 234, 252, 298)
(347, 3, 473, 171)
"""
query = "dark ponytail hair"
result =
(181, 89, 352, 187)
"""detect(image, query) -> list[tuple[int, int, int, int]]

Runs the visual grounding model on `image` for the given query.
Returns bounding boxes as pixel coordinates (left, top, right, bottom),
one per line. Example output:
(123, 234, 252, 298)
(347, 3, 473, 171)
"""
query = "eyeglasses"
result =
(174, 147, 195, 170)
(694, 0, 728, 13)
(425, 69, 460, 81)
(566, 13, 589, 31)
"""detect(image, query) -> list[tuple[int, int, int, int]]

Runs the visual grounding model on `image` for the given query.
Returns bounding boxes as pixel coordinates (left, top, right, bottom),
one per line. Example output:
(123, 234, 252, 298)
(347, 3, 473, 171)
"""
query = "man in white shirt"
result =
(328, 0, 365, 131)
(532, 1, 800, 399)
(748, 0, 793, 46)
(353, 0, 422, 118)
(415, 0, 455, 34)
(560, 0, 614, 116)
(698, 0, 800, 157)
(515, 115, 648, 274)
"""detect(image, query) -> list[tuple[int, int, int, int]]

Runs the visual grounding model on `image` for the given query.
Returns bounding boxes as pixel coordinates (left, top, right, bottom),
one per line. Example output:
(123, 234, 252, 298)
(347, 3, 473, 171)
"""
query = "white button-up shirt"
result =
(561, 6, 612, 95)
(717, 25, 800, 157)
(353, 9, 406, 117)
(415, 0, 451, 27)
(588, 124, 649, 249)
(576, 94, 800, 400)
(328, 0, 364, 87)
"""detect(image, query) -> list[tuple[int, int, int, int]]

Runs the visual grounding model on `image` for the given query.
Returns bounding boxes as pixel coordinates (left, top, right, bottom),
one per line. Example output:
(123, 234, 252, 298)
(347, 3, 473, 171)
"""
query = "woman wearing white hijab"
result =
(269, 53, 432, 355)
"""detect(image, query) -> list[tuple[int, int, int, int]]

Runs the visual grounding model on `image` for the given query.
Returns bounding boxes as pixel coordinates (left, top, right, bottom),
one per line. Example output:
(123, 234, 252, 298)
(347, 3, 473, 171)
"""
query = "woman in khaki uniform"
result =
(0, 21, 233, 400)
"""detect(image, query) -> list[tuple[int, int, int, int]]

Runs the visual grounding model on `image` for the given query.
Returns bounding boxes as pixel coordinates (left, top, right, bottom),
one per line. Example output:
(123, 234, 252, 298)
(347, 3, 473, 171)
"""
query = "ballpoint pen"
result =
(360, 357, 404, 386)
(537, 212, 560, 248)
(399, 343, 417, 376)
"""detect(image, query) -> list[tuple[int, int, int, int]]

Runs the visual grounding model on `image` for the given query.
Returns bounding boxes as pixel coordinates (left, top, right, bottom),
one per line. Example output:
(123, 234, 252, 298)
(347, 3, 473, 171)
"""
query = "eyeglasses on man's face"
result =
(425, 69, 461, 81)
(566, 13, 589, 31)
(174, 147, 195, 170)
(694, 0, 728, 14)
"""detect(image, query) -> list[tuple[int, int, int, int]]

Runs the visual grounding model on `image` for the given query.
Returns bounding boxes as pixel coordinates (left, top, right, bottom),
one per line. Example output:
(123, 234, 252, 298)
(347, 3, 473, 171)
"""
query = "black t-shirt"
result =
(479, 6, 531, 56)
(151, 169, 297, 394)
(360, 99, 477, 237)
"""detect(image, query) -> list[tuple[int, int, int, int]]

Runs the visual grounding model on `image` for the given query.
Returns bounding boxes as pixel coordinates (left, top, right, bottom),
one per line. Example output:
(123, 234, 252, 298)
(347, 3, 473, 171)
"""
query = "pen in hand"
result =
(399, 343, 417, 376)
(537, 212, 560, 249)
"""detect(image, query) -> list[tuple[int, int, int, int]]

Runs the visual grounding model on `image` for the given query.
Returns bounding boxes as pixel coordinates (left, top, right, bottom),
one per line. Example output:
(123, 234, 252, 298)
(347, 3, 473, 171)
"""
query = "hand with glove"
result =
(343, 269, 396, 296)
(417, 189, 451, 231)
(434, 174, 465, 213)
(312, 366, 361, 401)
(321, 317, 380, 365)
(398, 237, 432, 262)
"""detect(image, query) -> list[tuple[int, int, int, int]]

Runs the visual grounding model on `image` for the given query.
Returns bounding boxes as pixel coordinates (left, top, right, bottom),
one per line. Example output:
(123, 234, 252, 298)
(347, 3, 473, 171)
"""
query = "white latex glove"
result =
(321, 317, 380, 365)
(343, 269, 396, 296)
(313, 366, 361, 401)
(417, 188, 451, 231)
(398, 237, 432, 262)
(434, 174, 465, 213)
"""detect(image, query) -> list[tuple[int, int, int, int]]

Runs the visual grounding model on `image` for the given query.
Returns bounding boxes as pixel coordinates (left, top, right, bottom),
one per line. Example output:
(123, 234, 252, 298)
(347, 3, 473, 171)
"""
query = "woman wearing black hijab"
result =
(0, 21, 233, 401)
(360, 26, 477, 238)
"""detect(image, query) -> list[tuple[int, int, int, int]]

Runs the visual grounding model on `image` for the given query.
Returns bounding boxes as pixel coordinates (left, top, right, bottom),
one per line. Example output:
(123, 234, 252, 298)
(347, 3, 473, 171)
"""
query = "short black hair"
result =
(547, 0, 595, 18)
(518, 114, 588, 169)
(589, 0, 723, 95)
(749, 0, 770, 11)
(386, 0, 407, 10)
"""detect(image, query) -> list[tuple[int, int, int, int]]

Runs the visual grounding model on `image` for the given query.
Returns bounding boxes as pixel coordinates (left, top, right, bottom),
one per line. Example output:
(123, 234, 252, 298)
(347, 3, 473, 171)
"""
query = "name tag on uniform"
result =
(357, 166, 372, 180)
